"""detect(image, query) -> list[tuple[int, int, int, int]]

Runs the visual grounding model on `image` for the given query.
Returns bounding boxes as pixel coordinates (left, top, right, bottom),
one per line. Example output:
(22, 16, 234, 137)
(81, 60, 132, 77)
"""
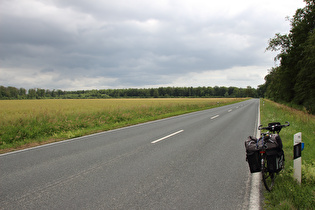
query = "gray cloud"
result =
(0, 0, 305, 90)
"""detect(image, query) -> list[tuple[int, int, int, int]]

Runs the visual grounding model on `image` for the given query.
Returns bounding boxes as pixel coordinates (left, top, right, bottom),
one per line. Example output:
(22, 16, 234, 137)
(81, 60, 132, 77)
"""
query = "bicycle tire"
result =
(261, 156, 275, 191)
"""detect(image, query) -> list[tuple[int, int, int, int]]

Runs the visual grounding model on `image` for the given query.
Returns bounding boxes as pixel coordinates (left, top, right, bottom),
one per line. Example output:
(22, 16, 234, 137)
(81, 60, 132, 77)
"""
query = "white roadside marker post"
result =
(293, 132, 302, 184)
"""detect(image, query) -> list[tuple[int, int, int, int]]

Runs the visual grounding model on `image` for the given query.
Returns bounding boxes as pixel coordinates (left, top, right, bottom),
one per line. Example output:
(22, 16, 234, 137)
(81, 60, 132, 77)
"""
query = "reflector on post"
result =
(293, 132, 302, 184)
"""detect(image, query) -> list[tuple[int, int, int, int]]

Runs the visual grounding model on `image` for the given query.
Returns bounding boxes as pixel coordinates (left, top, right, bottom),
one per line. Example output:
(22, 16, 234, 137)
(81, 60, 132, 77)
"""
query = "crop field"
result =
(0, 98, 246, 152)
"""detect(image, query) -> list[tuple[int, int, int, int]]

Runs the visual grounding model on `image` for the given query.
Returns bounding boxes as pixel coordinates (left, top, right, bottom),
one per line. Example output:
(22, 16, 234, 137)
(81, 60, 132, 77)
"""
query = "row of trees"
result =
(261, 0, 314, 114)
(0, 86, 260, 99)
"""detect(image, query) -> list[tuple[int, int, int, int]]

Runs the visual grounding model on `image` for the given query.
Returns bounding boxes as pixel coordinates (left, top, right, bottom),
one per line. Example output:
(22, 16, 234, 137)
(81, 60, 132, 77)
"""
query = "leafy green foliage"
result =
(264, 0, 315, 114)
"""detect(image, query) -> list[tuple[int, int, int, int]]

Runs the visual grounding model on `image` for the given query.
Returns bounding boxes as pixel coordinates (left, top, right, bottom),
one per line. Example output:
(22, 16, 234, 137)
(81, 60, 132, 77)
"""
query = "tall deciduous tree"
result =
(264, 0, 315, 113)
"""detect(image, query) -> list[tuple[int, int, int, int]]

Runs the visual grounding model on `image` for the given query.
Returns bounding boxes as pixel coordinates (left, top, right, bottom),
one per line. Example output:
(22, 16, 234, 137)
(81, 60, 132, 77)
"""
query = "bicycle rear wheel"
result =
(262, 156, 275, 191)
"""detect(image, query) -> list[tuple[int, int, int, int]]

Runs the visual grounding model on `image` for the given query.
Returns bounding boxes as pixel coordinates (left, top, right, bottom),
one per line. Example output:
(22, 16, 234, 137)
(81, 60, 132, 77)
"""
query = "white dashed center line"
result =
(151, 130, 184, 144)
(211, 115, 220, 120)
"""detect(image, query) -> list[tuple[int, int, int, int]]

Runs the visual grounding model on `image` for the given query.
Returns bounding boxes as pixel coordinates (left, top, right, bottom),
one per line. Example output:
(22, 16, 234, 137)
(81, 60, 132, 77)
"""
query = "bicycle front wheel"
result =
(262, 156, 275, 191)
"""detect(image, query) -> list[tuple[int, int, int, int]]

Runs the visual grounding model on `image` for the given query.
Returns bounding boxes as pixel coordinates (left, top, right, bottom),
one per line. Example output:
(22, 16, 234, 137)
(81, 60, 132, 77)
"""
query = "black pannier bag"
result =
(266, 148, 285, 173)
(265, 134, 284, 173)
(245, 134, 285, 173)
(264, 134, 282, 150)
(271, 134, 283, 150)
(245, 136, 261, 173)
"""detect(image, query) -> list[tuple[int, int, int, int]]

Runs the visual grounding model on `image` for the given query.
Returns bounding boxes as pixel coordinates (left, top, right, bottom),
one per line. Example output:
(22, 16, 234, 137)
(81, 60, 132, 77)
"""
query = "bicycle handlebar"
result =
(258, 121, 290, 132)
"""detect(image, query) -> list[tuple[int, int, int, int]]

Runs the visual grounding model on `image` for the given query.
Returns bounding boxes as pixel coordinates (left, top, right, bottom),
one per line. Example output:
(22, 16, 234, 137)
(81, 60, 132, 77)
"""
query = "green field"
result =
(0, 98, 245, 152)
(260, 99, 315, 209)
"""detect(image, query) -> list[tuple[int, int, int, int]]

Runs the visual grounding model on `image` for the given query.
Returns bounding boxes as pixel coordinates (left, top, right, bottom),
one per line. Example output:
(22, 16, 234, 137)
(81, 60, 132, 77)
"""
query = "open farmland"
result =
(0, 98, 246, 152)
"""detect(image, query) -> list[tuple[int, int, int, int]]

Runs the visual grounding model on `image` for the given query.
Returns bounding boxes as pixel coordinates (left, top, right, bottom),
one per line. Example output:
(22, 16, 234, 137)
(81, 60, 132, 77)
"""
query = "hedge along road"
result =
(0, 99, 259, 209)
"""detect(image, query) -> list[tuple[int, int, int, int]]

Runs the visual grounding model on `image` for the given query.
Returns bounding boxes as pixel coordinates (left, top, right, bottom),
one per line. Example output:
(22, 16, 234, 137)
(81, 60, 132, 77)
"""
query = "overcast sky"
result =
(0, 0, 306, 90)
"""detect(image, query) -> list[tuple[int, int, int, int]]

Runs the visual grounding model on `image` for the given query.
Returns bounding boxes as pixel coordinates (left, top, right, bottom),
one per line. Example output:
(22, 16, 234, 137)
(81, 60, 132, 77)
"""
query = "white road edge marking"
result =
(249, 101, 261, 210)
(211, 115, 219, 119)
(151, 130, 184, 144)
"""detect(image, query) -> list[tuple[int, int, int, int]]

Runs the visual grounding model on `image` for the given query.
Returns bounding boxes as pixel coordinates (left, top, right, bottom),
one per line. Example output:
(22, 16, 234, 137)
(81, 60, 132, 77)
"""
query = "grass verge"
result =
(260, 99, 315, 209)
(0, 98, 245, 153)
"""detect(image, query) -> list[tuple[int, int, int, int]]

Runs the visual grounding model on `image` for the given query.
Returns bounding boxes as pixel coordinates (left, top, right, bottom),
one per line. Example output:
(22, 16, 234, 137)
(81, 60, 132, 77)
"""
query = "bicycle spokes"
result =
(262, 165, 275, 191)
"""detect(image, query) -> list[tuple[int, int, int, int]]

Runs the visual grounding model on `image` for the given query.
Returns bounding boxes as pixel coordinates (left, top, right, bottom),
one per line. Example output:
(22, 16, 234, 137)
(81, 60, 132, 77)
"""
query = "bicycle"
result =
(257, 122, 290, 191)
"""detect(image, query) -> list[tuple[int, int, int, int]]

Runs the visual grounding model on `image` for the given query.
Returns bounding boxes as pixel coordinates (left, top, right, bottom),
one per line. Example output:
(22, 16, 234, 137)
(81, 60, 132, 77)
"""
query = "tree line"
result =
(0, 86, 260, 100)
(260, 0, 315, 114)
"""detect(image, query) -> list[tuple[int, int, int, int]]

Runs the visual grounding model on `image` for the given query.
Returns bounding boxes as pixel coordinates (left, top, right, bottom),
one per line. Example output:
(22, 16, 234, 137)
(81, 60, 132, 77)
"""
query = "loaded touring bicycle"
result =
(245, 122, 290, 191)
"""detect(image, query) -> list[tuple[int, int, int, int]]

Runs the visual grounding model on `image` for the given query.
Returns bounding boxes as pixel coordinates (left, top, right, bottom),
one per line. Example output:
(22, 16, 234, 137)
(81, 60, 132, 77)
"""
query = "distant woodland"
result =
(0, 86, 260, 99)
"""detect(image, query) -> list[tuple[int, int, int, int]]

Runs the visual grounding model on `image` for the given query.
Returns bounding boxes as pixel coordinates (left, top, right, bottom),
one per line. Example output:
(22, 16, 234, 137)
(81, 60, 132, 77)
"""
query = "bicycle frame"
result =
(256, 132, 275, 191)
(257, 122, 289, 191)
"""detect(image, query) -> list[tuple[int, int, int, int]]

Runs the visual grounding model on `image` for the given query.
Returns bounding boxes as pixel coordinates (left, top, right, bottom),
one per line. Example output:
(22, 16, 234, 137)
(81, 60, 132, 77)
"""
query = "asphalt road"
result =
(0, 99, 259, 209)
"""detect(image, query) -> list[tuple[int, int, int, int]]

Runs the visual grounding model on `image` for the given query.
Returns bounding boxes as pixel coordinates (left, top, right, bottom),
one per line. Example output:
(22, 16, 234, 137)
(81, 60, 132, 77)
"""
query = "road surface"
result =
(0, 99, 260, 209)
